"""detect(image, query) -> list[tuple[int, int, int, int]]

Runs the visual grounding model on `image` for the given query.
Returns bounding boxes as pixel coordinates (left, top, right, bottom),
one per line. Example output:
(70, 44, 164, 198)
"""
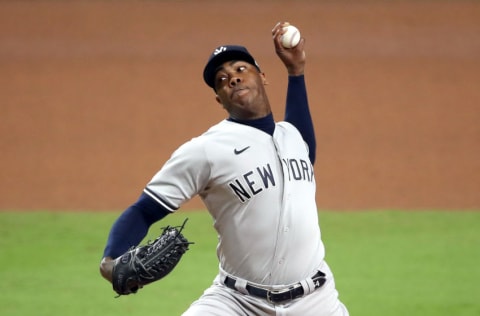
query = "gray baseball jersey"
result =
(144, 119, 324, 286)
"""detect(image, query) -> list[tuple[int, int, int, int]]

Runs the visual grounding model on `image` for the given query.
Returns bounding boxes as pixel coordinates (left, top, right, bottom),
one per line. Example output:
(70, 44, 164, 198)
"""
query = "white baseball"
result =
(281, 25, 301, 48)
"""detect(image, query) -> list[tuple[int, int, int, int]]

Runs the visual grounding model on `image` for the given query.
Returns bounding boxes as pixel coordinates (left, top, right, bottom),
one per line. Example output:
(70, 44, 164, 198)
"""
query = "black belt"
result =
(223, 271, 326, 303)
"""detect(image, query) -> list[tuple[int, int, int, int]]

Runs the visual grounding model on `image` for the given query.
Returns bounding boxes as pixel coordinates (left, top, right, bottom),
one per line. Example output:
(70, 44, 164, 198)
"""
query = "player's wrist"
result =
(288, 73, 305, 79)
(287, 65, 305, 76)
(99, 257, 114, 283)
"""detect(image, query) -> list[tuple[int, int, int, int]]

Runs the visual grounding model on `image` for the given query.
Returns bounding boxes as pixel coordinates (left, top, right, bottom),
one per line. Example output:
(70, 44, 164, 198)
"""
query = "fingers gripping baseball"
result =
(272, 21, 306, 76)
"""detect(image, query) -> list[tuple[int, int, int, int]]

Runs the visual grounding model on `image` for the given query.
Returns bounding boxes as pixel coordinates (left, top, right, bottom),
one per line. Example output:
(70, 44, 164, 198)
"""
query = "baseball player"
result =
(100, 22, 349, 315)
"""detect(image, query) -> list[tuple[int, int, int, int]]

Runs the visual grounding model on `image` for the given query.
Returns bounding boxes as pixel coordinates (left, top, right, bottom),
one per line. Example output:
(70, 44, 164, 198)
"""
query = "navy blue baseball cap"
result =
(203, 45, 260, 88)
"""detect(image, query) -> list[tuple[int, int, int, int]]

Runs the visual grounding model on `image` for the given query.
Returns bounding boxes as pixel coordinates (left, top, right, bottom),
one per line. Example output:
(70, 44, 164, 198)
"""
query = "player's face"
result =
(214, 60, 271, 120)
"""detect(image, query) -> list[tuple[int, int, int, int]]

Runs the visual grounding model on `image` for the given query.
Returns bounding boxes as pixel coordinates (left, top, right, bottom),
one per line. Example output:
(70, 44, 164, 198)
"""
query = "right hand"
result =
(272, 21, 306, 76)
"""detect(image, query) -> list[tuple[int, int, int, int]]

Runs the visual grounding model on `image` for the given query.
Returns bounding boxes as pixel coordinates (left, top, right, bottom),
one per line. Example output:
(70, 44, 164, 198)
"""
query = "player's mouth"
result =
(231, 87, 249, 98)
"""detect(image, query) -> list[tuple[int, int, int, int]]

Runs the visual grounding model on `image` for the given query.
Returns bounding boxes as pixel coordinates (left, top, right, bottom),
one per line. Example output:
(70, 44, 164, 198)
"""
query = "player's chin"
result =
(229, 98, 250, 111)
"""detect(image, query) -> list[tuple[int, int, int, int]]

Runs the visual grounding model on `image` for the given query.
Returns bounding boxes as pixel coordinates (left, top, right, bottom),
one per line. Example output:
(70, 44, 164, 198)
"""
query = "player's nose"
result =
(229, 76, 241, 87)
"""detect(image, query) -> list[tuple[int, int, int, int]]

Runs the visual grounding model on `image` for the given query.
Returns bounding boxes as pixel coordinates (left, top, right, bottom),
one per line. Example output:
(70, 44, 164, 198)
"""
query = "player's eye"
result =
(216, 74, 228, 84)
(237, 65, 247, 72)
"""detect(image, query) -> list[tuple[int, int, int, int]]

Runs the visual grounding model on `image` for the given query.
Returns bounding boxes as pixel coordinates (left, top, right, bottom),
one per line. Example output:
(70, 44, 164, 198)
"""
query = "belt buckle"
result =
(266, 290, 274, 304)
(266, 284, 300, 304)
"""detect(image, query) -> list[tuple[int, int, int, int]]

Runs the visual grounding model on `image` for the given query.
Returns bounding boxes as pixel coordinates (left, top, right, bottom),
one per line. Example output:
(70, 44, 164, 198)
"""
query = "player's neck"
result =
(227, 113, 275, 135)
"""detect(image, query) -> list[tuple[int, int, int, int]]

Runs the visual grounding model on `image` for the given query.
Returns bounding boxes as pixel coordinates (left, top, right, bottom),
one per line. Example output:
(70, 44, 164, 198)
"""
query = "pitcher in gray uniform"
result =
(100, 22, 349, 316)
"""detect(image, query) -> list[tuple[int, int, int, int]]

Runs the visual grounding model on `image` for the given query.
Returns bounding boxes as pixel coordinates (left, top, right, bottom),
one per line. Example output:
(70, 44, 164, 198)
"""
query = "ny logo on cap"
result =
(213, 46, 227, 56)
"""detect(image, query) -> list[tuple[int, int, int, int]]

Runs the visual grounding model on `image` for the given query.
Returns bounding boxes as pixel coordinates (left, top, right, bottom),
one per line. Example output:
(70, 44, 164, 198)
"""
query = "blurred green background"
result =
(1, 210, 478, 316)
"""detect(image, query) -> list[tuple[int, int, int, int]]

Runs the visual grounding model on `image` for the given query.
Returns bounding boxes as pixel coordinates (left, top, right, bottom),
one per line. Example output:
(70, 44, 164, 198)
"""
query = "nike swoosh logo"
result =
(234, 146, 250, 155)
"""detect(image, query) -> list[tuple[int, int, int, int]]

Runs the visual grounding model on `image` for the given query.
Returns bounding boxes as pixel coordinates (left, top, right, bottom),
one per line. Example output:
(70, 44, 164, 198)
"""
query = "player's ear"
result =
(261, 72, 269, 85)
(215, 95, 223, 105)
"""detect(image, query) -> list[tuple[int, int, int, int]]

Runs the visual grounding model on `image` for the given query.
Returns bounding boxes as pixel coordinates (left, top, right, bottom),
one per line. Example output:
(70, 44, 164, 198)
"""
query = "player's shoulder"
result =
(276, 121, 296, 129)
(275, 121, 302, 136)
(196, 119, 254, 140)
(175, 120, 229, 150)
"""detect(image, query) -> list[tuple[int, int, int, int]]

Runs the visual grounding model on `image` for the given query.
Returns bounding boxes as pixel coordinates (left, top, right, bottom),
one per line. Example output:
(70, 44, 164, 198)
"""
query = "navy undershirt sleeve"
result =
(285, 75, 316, 164)
(102, 192, 170, 258)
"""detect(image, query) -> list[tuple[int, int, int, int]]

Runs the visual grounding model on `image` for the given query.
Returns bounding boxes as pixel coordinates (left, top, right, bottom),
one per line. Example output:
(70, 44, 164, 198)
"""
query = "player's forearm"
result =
(100, 194, 171, 283)
(285, 75, 316, 164)
(102, 207, 150, 259)
(102, 193, 170, 259)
